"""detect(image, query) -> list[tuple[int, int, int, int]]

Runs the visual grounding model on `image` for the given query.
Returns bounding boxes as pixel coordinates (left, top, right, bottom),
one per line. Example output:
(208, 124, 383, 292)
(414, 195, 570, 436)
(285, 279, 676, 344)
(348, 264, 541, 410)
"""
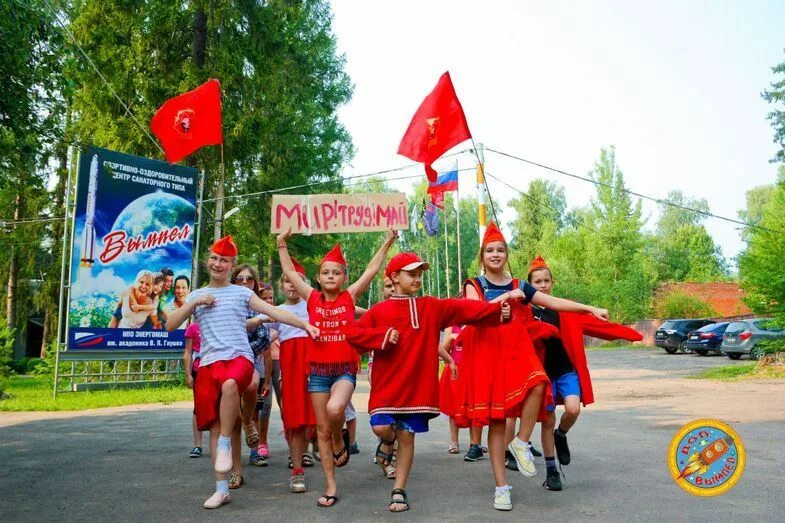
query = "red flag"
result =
(398, 72, 472, 182)
(150, 79, 223, 163)
(430, 190, 445, 209)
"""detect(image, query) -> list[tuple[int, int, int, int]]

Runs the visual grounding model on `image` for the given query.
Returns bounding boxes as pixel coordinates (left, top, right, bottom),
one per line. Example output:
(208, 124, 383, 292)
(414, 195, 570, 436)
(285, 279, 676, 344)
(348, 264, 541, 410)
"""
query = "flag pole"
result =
(455, 161, 463, 288)
(193, 169, 206, 288)
(443, 205, 450, 297)
(213, 144, 225, 241)
(435, 235, 441, 298)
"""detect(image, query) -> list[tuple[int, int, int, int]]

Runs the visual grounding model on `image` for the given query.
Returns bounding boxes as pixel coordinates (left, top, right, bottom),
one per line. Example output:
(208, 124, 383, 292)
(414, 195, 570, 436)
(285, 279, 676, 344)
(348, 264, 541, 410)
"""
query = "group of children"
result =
(173, 223, 641, 512)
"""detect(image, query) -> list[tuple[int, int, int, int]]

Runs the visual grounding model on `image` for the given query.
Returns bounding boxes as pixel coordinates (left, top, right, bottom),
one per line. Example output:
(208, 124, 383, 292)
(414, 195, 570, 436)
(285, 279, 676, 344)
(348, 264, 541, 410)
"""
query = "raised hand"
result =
(276, 227, 293, 246)
(591, 307, 610, 321)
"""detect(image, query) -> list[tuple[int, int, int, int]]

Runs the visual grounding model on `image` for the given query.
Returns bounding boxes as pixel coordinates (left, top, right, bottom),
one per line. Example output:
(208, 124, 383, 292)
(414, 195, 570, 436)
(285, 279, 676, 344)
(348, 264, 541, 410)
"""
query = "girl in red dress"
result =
(277, 229, 396, 508)
(458, 223, 609, 512)
(438, 326, 463, 453)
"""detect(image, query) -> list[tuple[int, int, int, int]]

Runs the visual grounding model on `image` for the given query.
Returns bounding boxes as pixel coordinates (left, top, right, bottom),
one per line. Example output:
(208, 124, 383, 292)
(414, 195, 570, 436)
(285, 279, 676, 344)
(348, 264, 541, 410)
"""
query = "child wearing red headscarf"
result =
(527, 255, 642, 491)
(353, 252, 508, 513)
(457, 223, 609, 512)
(166, 236, 319, 510)
(277, 229, 397, 508)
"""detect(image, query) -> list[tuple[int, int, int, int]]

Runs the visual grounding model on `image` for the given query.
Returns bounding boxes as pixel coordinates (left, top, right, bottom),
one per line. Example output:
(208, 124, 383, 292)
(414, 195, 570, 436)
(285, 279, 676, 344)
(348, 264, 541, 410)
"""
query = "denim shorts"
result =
(547, 370, 581, 412)
(369, 413, 431, 433)
(307, 372, 357, 393)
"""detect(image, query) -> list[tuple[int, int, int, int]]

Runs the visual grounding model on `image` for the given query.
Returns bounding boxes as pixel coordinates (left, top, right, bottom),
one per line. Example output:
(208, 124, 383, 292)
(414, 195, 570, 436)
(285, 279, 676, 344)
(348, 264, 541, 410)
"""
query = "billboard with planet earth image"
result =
(67, 146, 198, 351)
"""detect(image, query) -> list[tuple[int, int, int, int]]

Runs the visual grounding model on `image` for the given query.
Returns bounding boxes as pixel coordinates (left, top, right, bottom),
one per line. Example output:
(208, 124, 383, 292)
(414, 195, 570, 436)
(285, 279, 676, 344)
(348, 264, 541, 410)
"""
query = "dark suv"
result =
(655, 319, 715, 354)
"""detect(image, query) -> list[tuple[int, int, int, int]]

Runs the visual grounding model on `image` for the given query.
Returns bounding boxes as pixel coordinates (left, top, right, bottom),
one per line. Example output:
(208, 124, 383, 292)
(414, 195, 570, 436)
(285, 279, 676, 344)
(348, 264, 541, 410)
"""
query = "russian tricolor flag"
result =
(426, 161, 459, 194)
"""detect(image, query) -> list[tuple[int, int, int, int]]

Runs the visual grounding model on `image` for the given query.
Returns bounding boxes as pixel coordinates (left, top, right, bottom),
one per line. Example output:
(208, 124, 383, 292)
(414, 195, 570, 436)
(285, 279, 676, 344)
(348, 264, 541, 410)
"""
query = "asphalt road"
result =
(1, 348, 782, 522)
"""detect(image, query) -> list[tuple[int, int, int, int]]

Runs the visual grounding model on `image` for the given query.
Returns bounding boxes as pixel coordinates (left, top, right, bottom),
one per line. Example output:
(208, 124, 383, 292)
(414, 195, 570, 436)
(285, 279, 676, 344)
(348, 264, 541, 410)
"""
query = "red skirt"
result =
(453, 310, 552, 427)
(439, 363, 461, 417)
(279, 337, 316, 431)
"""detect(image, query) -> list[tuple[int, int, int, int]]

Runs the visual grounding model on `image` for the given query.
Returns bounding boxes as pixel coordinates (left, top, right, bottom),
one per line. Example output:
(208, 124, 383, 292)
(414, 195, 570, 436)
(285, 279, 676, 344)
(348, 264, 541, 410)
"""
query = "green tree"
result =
(650, 190, 726, 282)
(762, 50, 785, 163)
(508, 178, 566, 264)
(738, 166, 785, 325)
(738, 183, 775, 241)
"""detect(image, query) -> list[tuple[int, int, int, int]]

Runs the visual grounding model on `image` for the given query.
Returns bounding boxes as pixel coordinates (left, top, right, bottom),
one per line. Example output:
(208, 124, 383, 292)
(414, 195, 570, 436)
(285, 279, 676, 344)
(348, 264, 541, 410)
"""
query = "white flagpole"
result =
(443, 203, 450, 297)
(455, 160, 462, 290)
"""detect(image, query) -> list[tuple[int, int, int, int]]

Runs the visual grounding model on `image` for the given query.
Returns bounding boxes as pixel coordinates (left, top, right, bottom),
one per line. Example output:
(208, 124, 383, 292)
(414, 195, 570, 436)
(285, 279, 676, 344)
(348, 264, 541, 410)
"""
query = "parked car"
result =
(683, 322, 729, 356)
(722, 318, 785, 360)
(655, 319, 715, 354)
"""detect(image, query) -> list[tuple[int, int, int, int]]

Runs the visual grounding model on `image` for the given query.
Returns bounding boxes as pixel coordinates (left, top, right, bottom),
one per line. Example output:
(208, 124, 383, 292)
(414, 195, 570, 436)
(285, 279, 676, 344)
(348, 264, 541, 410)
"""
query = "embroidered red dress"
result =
(354, 296, 502, 418)
(454, 278, 554, 427)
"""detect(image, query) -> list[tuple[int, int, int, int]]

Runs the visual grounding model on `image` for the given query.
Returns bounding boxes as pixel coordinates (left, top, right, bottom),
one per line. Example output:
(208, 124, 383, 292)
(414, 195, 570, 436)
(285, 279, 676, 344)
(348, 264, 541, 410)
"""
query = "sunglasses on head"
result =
(235, 275, 255, 283)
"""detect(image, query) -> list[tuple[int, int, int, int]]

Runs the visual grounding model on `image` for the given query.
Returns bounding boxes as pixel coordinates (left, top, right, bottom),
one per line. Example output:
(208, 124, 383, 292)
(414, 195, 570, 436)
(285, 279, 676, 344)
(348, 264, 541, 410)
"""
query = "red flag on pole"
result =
(398, 72, 472, 182)
(430, 190, 445, 209)
(150, 79, 223, 163)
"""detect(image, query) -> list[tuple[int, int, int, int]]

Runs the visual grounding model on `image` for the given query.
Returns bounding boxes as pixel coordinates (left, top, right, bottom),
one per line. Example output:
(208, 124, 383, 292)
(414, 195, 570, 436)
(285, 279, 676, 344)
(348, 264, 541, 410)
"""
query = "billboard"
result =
(270, 192, 409, 234)
(67, 146, 198, 350)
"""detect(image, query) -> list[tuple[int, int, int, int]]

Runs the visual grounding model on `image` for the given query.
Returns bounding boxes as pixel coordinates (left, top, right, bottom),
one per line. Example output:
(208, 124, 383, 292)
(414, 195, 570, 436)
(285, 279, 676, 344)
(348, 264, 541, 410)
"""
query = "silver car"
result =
(721, 318, 785, 360)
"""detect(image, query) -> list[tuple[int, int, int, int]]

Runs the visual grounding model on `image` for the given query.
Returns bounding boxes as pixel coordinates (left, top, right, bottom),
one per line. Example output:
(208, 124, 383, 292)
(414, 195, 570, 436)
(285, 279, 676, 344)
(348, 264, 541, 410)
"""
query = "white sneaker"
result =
(215, 445, 233, 473)
(203, 491, 231, 509)
(493, 486, 512, 511)
(507, 437, 536, 477)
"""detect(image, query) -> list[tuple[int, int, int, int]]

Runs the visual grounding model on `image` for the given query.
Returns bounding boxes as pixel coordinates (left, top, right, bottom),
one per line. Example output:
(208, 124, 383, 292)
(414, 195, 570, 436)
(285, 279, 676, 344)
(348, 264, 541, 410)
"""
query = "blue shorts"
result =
(369, 413, 430, 433)
(307, 372, 356, 393)
(547, 370, 581, 412)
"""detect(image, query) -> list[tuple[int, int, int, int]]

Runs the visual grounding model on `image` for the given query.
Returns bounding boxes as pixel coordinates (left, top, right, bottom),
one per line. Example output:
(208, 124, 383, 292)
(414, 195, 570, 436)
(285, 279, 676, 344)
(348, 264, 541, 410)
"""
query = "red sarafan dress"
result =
(439, 326, 463, 417)
(454, 277, 556, 427)
(272, 300, 315, 431)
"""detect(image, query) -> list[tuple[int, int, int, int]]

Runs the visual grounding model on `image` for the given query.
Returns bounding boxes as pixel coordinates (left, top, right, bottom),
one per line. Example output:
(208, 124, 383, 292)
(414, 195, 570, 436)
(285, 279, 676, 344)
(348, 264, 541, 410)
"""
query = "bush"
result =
(10, 357, 47, 375)
(0, 318, 15, 379)
(655, 291, 716, 319)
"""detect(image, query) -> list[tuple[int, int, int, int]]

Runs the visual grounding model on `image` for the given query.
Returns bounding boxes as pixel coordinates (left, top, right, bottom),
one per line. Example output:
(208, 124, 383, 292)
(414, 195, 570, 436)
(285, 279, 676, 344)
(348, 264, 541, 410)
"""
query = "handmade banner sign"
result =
(271, 192, 409, 234)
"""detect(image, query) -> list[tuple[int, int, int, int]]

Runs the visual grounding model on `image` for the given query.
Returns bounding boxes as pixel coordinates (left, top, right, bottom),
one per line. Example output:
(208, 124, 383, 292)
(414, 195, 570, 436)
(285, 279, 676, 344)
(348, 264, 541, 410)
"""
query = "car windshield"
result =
(697, 323, 722, 333)
(659, 321, 675, 330)
(754, 319, 783, 332)
(726, 322, 748, 335)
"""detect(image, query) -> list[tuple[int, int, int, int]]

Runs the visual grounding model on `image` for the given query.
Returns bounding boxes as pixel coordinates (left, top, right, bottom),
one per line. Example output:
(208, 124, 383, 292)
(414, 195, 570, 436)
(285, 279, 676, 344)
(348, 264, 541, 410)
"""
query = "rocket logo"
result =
(667, 418, 746, 497)
(426, 117, 440, 149)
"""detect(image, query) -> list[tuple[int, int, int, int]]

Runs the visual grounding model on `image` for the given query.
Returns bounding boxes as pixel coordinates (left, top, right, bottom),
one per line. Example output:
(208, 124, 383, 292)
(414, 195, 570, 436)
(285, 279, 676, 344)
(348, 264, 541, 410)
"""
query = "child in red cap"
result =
(166, 235, 320, 509)
(276, 228, 397, 508)
(527, 255, 642, 491)
(353, 251, 510, 513)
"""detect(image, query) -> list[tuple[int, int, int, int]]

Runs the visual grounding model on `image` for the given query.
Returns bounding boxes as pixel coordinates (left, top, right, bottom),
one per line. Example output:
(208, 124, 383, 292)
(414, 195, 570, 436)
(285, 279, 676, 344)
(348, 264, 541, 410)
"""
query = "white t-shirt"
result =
(266, 300, 309, 343)
(186, 284, 254, 366)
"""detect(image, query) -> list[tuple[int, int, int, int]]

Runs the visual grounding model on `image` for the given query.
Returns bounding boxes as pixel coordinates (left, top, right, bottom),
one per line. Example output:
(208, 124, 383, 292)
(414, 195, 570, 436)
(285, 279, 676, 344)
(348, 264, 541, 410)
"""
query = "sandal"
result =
(375, 438, 397, 478)
(302, 453, 315, 467)
(333, 429, 350, 467)
(242, 421, 259, 448)
(389, 488, 410, 512)
(228, 472, 244, 489)
(316, 494, 338, 507)
(448, 443, 460, 454)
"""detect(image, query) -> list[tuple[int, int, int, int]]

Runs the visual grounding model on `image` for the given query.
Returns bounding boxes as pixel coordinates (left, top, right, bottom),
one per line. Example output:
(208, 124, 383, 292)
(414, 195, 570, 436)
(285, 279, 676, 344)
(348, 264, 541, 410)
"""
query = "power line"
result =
(40, 0, 165, 156)
(485, 147, 784, 236)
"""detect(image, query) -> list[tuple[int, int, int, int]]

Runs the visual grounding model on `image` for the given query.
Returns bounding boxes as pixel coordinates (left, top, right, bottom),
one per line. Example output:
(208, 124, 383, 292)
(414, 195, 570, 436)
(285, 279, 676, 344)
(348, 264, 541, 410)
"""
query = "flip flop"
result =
(317, 494, 338, 507)
(334, 428, 351, 467)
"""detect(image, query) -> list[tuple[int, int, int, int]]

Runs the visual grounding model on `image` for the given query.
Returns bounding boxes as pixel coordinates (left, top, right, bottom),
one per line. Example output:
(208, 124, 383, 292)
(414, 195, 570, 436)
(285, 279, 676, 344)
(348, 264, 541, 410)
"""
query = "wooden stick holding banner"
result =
(271, 192, 409, 234)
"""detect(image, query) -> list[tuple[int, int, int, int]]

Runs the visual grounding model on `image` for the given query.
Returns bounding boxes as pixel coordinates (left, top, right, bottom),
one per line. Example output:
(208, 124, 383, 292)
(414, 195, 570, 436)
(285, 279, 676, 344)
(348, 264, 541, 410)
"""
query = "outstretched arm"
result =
(530, 292, 609, 321)
(166, 294, 214, 332)
(276, 229, 314, 300)
(347, 230, 397, 301)
(249, 294, 319, 339)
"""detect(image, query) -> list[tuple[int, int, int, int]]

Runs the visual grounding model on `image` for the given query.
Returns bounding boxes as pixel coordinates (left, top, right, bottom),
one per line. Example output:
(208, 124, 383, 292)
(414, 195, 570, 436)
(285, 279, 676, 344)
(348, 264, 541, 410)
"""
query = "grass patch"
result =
(0, 376, 192, 412)
(690, 363, 785, 381)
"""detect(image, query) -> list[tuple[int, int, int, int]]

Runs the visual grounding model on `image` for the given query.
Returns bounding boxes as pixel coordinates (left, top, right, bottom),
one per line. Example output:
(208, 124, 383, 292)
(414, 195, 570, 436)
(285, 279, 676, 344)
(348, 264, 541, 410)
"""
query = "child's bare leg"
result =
(391, 430, 415, 510)
(219, 379, 241, 437)
(541, 411, 556, 456)
(559, 396, 581, 431)
(488, 420, 508, 487)
(241, 372, 259, 426)
(515, 383, 545, 442)
(259, 410, 270, 445)
(209, 424, 226, 481)
(449, 418, 459, 444)
(311, 392, 338, 501)
(372, 424, 396, 460)
(289, 427, 307, 469)
(505, 417, 517, 445)
(193, 414, 202, 447)
(231, 417, 242, 477)
(470, 425, 482, 446)
(326, 380, 353, 456)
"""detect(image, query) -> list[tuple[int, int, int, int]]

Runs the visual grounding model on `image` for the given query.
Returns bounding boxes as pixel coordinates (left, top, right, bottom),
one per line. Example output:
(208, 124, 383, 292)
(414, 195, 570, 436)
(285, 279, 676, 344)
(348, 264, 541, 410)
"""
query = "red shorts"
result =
(194, 357, 253, 431)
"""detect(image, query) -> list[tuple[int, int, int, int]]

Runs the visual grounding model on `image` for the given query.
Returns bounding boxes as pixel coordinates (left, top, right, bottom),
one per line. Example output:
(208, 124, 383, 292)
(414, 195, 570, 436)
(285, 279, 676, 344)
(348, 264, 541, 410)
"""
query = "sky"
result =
(330, 0, 785, 264)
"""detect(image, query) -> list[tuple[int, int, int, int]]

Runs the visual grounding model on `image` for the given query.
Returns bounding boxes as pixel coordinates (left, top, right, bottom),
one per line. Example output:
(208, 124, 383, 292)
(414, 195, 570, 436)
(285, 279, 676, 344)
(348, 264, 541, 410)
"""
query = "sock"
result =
(495, 484, 512, 496)
(545, 456, 557, 471)
(218, 435, 231, 450)
(292, 467, 304, 476)
(216, 480, 229, 494)
(556, 427, 568, 437)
